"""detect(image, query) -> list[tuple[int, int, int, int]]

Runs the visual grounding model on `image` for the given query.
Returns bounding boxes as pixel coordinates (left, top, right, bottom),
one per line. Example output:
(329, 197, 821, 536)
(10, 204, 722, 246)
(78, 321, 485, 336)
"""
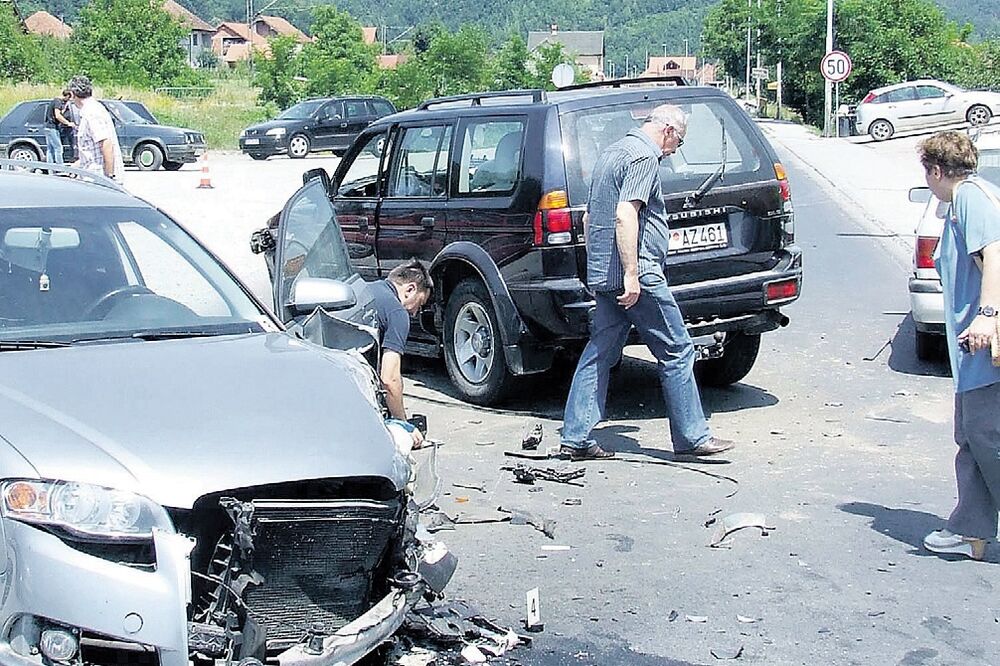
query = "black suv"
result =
(239, 96, 396, 160)
(0, 99, 206, 171)
(256, 79, 802, 405)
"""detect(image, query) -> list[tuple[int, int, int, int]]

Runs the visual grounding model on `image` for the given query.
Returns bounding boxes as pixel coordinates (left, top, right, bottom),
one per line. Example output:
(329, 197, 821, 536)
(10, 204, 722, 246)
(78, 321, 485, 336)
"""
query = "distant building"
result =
(361, 26, 377, 45)
(641, 55, 718, 86)
(163, 0, 213, 66)
(253, 14, 310, 43)
(24, 10, 72, 39)
(211, 15, 310, 66)
(527, 27, 605, 79)
(376, 54, 407, 70)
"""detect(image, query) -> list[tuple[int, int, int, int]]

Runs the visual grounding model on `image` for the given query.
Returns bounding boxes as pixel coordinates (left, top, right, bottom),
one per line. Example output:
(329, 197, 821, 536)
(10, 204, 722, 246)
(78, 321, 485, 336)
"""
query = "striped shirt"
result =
(76, 97, 125, 181)
(585, 128, 668, 291)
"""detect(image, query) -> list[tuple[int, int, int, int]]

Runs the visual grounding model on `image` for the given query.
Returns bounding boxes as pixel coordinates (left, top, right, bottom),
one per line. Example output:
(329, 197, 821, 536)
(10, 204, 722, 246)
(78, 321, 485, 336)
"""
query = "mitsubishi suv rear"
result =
(258, 78, 802, 405)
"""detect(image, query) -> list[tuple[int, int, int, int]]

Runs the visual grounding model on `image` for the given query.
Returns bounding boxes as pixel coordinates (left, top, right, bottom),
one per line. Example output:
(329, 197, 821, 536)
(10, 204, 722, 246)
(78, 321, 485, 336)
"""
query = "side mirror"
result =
(302, 167, 330, 189)
(287, 277, 357, 316)
(908, 187, 931, 204)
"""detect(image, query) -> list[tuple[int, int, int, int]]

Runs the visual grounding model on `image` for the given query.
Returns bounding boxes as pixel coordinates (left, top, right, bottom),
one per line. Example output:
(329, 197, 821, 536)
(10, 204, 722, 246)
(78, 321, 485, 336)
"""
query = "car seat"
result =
(470, 131, 522, 192)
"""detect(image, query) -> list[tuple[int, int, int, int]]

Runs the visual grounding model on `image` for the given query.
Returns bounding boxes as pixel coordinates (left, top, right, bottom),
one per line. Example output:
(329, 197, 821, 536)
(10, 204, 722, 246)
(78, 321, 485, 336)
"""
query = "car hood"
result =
(0, 333, 408, 509)
(245, 119, 307, 133)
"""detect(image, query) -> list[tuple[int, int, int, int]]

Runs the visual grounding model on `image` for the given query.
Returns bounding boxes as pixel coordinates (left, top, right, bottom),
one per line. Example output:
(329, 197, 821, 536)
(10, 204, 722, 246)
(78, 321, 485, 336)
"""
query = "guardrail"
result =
(153, 86, 214, 99)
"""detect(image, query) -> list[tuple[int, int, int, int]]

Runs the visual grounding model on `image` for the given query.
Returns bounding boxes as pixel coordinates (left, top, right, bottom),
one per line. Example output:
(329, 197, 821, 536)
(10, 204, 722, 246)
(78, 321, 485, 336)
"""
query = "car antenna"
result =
(684, 118, 727, 209)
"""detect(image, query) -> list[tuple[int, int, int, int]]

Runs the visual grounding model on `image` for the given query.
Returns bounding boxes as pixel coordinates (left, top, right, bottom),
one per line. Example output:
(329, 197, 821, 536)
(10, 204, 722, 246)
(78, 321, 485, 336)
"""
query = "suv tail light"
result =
(774, 162, 794, 246)
(534, 190, 573, 246)
(861, 92, 876, 104)
(916, 236, 939, 269)
(765, 277, 799, 304)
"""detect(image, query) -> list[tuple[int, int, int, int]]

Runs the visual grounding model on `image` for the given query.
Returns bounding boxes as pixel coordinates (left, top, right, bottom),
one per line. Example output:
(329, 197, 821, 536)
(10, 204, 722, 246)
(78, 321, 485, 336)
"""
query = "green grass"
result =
(0, 78, 271, 150)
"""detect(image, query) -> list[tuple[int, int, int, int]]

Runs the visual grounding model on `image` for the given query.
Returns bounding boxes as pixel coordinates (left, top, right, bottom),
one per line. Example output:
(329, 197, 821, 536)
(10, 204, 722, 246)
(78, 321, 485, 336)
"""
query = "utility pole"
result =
(744, 0, 751, 103)
(755, 0, 761, 111)
(824, 0, 833, 136)
(777, 0, 783, 120)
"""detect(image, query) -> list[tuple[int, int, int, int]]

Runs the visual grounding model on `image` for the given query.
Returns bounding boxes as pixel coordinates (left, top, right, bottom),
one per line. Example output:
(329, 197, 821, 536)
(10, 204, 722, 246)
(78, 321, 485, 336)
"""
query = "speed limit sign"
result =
(821, 50, 852, 83)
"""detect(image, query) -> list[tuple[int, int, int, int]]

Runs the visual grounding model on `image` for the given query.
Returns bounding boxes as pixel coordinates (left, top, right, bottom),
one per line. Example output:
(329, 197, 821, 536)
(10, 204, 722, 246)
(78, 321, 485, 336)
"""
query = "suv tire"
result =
(443, 279, 513, 404)
(695, 333, 760, 387)
(9, 145, 40, 162)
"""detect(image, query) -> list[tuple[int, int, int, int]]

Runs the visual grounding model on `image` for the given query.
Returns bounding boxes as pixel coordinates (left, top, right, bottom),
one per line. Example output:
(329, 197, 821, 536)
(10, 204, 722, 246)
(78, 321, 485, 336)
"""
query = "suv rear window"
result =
(561, 99, 766, 206)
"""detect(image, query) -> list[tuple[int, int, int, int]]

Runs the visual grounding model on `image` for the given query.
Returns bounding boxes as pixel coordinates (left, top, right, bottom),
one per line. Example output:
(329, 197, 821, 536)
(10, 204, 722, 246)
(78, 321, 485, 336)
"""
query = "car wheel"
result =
(695, 333, 761, 388)
(869, 120, 894, 142)
(134, 143, 164, 171)
(287, 134, 310, 159)
(443, 279, 514, 405)
(967, 104, 992, 126)
(249, 153, 268, 161)
(915, 330, 945, 361)
(8, 145, 40, 163)
(163, 160, 183, 171)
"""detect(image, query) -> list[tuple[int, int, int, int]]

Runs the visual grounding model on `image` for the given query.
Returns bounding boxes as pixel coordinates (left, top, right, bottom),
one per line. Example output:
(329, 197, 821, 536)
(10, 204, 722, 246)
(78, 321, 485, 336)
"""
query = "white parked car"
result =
(907, 129, 1000, 359)
(857, 79, 1000, 141)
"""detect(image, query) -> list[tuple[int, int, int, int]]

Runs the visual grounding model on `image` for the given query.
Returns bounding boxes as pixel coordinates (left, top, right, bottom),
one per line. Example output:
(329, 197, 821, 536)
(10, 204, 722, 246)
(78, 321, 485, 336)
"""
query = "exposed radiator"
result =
(243, 499, 402, 644)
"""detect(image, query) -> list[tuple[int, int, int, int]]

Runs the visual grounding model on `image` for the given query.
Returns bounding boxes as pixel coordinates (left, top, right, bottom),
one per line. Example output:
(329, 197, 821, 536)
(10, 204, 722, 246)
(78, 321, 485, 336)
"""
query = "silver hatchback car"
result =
(856, 79, 1000, 142)
(0, 165, 450, 666)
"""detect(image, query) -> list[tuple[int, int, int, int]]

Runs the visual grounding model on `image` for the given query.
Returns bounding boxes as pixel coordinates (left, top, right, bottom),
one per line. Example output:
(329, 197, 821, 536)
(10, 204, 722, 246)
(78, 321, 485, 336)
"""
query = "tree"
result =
(254, 35, 303, 108)
(71, 0, 192, 87)
(488, 34, 532, 90)
(527, 41, 576, 90)
(421, 25, 491, 96)
(300, 6, 377, 97)
(0, 10, 44, 82)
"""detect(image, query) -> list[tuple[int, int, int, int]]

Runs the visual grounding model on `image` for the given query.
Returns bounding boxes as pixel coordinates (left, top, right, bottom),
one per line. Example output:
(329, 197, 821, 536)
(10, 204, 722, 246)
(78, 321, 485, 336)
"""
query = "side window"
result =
(457, 119, 525, 195)
(885, 87, 916, 103)
(388, 125, 452, 198)
(345, 101, 368, 119)
(916, 85, 946, 99)
(337, 131, 387, 198)
(25, 104, 46, 125)
(370, 100, 394, 117)
(319, 102, 342, 121)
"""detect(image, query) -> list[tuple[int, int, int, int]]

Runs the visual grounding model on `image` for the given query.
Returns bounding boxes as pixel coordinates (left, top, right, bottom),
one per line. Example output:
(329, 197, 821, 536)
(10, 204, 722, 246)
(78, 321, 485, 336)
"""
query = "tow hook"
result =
(696, 332, 726, 360)
(303, 623, 327, 656)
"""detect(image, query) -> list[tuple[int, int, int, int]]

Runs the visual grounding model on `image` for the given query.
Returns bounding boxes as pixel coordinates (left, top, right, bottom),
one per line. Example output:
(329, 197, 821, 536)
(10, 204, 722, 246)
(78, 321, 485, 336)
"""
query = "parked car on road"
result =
(856, 79, 1000, 141)
(0, 162, 450, 666)
(0, 99, 206, 171)
(255, 78, 802, 404)
(240, 96, 396, 160)
(907, 129, 1000, 360)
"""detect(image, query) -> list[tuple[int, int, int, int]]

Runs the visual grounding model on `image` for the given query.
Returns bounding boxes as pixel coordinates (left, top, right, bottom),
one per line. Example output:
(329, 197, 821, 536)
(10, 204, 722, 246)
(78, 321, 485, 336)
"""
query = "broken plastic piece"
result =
(710, 644, 745, 660)
(522, 423, 543, 450)
(686, 615, 708, 623)
(709, 512, 774, 548)
(460, 644, 487, 663)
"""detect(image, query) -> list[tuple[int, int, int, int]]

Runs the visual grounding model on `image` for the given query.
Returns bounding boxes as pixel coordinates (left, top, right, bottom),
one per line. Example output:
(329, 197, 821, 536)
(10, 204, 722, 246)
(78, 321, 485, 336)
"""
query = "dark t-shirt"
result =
(46, 98, 64, 128)
(370, 279, 410, 355)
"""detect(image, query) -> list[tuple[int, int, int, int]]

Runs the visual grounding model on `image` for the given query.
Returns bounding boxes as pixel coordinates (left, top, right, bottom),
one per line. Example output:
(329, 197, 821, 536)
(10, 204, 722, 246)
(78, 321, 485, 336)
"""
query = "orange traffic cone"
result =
(197, 153, 214, 189)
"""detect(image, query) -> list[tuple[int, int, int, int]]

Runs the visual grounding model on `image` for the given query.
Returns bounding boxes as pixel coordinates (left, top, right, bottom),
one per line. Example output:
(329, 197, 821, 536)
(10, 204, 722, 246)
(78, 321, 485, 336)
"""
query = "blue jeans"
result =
(561, 269, 711, 452)
(43, 127, 64, 165)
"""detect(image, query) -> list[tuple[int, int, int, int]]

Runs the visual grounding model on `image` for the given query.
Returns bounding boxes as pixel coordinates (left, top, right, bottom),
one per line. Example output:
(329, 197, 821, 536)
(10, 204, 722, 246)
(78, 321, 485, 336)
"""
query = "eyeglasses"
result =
(667, 126, 685, 146)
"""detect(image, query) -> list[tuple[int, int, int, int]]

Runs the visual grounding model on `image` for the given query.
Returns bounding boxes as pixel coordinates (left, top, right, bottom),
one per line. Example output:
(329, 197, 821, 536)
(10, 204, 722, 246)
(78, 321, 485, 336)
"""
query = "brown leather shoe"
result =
(685, 437, 735, 457)
(559, 443, 615, 461)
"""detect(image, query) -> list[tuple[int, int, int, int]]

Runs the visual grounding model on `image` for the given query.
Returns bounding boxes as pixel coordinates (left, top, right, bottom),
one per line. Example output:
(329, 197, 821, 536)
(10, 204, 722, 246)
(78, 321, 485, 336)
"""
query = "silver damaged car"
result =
(0, 163, 451, 666)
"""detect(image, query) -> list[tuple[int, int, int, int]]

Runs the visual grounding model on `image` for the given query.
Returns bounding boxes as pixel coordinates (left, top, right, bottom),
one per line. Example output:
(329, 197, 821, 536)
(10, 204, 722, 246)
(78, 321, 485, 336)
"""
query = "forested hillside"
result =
(936, 0, 1000, 37)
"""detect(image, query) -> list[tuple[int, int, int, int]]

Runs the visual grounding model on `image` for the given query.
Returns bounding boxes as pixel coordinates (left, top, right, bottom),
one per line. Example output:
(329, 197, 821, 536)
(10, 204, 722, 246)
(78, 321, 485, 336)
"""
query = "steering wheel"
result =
(83, 285, 155, 320)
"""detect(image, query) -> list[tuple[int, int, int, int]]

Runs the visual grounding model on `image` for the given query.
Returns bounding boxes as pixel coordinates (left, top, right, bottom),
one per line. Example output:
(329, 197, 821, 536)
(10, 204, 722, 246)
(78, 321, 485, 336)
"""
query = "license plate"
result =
(669, 222, 729, 254)
(244, 138, 260, 145)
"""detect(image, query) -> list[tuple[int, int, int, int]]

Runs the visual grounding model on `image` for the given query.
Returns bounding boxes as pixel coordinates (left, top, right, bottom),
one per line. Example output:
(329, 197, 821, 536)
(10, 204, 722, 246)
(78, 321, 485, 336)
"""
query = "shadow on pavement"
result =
(839, 501, 1000, 563)
(887, 314, 951, 378)
(407, 354, 779, 421)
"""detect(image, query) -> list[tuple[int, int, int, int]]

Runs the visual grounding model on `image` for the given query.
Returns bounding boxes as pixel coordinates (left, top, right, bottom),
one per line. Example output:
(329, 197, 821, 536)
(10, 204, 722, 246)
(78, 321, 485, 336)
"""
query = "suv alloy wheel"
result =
(443, 279, 513, 404)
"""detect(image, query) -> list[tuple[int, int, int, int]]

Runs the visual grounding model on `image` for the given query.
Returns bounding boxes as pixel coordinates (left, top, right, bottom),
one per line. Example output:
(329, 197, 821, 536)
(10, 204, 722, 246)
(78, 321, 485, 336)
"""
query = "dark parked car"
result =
(254, 78, 802, 405)
(0, 99, 206, 171)
(0, 160, 452, 666)
(239, 96, 396, 160)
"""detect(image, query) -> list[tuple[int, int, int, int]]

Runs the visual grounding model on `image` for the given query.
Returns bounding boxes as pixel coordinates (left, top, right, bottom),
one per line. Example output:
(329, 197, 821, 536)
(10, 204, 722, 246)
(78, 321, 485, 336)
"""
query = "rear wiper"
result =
(0, 340, 72, 351)
(684, 118, 728, 209)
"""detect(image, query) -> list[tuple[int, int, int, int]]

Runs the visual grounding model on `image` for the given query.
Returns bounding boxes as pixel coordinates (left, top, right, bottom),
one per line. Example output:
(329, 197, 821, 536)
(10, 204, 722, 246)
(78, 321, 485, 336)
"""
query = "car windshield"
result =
(278, 100, 325, 120)
(561, 98, 766, 205)
(0, 206, 271, 344)
(102, 100, 149, 125)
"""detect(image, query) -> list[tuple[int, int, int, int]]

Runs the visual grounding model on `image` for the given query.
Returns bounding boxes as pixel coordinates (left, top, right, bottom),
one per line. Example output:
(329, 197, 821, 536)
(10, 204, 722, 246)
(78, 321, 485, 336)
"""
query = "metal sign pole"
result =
(835, 81, 840, 137)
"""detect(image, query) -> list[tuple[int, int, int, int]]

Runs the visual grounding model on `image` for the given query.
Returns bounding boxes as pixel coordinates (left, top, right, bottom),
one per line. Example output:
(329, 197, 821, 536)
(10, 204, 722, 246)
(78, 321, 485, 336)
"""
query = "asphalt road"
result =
(128, 147, 995, 665)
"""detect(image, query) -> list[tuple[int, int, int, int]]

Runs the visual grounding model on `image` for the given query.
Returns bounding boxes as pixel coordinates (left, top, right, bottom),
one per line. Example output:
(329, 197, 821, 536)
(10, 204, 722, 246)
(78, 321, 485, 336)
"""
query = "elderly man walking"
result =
(559, 104, 735, 461)
(67, 75, 124, 183)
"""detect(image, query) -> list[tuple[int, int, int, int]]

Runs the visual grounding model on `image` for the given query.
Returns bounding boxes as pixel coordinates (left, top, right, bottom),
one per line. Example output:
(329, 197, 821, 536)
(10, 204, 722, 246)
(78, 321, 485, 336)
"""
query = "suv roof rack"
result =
(417, 89, 546, 110)
(557, 75, 690, 92)
(0, 159, 126, 192)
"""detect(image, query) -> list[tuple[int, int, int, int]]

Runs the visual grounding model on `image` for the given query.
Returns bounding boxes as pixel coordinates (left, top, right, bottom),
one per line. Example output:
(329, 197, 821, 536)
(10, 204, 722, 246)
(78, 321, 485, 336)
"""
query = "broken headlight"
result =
(1, 479, 172, 541)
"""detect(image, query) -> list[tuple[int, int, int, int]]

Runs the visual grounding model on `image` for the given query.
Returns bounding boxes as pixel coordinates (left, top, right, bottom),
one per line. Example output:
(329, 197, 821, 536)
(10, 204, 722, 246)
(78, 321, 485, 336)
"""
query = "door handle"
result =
(420, 216, 435, 229)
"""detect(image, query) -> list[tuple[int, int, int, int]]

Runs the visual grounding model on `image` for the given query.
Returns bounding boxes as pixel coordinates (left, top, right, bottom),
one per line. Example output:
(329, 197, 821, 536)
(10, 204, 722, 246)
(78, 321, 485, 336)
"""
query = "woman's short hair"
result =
(918, 131, 978, 179)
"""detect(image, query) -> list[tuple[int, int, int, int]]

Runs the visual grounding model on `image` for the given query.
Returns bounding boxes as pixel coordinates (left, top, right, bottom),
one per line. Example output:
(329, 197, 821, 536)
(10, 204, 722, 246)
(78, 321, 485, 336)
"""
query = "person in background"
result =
(44, 89, 74, 166)
(67, 75, 124, 183)
(371, 259, 434, 448)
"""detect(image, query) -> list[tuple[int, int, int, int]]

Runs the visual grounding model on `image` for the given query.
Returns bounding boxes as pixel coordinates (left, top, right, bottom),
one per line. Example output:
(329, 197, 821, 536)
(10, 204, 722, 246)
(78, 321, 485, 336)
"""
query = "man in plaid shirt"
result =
(67, 75, 125, 183)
